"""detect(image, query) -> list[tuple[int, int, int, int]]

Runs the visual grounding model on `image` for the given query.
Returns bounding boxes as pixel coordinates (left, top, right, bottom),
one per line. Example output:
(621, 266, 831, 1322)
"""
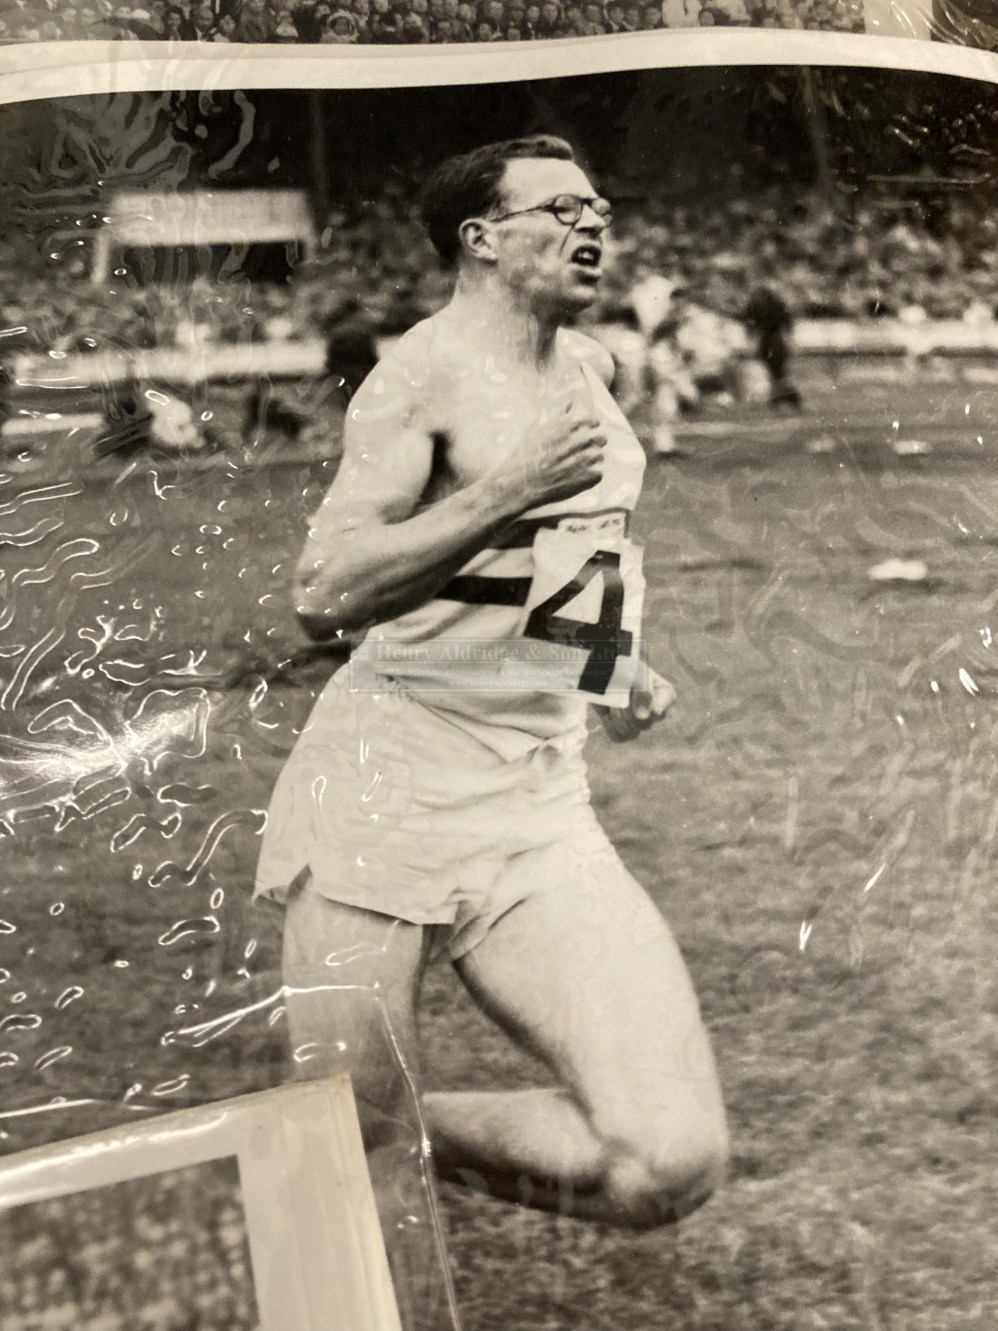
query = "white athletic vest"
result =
(349, 363, 647, 758)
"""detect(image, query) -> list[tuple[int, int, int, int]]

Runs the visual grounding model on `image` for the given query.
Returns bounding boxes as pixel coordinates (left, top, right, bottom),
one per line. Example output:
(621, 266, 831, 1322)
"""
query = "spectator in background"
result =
(323, 7, 358, 36)
(290, 0, 316, 34)
(533, 0, 560, 33)
(211, 10, 236, 35)
(192, 1, 218, 36)
(368, 0, 399, 37)
(350, 0, 371, 34)
(0, 0, 865, 40)
(669, 284, 746, 403)
(744, 283, 802, 409)
(233, 0, 274, 40)
(161, 6, 191, 37)
(576, 1, 603, 31)
(400, 8, 429, 36)
(273, 4, 299, 34)
(440, 0, 464, 24)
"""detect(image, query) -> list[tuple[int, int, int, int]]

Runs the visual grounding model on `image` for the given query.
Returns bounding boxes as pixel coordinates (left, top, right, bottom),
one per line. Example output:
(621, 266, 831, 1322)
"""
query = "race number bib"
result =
(523, 511, 646, 707)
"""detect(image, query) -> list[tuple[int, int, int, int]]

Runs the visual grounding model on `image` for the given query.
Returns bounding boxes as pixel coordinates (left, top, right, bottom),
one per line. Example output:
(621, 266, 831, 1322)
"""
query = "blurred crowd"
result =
(0, 1165, 258, 1331)
(3, 181, 996, 372)
(606, 186, 998, 323)
(2, 175, 996, 463)
(0, 0, 863, 43)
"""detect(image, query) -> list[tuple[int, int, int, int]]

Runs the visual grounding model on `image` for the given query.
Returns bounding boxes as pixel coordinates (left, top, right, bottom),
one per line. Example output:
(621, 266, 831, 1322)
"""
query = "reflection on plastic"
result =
(0, 45, 995, 1331)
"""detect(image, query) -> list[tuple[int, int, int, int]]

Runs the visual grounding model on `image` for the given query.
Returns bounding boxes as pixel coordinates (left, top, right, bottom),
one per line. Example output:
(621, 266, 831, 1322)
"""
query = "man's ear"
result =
(458, 218, 499, 264)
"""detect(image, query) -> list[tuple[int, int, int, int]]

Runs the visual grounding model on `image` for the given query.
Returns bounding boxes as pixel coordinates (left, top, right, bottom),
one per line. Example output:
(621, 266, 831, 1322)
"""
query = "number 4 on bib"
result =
(523, 524, 646, 707)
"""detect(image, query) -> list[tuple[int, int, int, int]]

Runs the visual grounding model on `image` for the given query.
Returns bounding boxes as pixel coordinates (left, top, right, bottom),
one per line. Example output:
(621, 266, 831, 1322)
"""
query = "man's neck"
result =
(448, 273, 562, 368)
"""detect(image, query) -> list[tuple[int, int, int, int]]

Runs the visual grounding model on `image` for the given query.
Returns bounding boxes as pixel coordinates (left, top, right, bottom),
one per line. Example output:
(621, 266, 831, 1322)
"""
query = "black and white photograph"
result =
(934, 0, 998, 48)
(0, 1156, 259, 1331)
(0, 1078, 400, 1331)
(0, 0, 871, 47)
(1, 45, 997, 1331)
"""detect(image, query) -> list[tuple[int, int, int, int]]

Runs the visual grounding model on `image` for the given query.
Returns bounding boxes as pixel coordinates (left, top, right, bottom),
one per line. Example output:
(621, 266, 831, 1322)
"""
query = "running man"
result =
(255, 136, 729, 1326)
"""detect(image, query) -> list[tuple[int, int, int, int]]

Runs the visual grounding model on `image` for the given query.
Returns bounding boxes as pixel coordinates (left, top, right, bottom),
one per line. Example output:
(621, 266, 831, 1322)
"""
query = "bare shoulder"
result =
(347, 318, 431, 420)
(318, 317, 443, 520)
(562, 328, 616, 386)
(348, 312, 456, 428)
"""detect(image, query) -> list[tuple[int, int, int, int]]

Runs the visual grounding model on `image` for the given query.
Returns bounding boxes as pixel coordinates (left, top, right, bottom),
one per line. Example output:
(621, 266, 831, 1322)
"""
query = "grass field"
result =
(1, 363, 996, 1330)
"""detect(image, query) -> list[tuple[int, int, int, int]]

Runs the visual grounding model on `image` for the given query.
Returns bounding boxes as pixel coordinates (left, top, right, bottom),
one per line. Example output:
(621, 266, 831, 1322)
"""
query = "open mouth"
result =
(570, 243, 602, 272)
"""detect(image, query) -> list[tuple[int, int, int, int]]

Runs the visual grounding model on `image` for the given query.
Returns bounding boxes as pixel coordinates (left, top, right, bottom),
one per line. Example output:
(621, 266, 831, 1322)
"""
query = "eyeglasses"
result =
(491, 193, 614, 228)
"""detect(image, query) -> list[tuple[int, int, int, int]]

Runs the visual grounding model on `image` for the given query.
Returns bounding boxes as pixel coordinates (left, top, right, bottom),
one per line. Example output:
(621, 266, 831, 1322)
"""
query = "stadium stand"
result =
(2, 180, 995, 362)
(4, 169, 996, 472)
(0, 1165, 259, 1331)
(0, 0, 864, 43)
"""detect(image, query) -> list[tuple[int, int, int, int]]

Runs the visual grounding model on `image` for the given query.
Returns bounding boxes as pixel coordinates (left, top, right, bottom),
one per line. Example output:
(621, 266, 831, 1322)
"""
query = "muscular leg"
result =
(425, 856, 729, 1230)
(281, 878, 461, 1330)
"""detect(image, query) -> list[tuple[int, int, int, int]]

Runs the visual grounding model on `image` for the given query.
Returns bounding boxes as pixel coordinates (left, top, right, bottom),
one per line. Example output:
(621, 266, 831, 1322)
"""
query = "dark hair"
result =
(419, 134, 575, 267)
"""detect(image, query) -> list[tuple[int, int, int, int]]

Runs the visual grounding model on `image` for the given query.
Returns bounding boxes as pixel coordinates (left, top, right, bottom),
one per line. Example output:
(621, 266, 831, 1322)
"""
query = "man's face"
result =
(487, 157, 610, 317)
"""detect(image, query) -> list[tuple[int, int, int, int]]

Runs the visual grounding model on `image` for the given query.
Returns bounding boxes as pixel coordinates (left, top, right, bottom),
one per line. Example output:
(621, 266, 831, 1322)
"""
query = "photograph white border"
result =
(0, 27, 997, 106)
(0, 1076, 401, 1331)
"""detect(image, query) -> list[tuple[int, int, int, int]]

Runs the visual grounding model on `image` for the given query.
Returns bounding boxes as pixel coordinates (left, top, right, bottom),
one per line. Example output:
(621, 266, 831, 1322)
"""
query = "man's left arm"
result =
(598, 657, 677, 742)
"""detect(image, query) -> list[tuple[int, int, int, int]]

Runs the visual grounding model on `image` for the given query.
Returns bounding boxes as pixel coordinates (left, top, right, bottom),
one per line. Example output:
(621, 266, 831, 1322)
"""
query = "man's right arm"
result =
(294, 354, 605, 640)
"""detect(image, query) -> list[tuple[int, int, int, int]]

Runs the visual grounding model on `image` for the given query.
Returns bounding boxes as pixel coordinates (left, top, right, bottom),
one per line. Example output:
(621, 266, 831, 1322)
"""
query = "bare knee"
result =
(602, 1117, 730, 1231)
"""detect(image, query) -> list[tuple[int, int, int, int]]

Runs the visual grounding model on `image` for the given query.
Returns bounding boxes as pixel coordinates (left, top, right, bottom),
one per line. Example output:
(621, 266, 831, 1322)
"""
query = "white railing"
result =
(8, 320, 998, 395)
